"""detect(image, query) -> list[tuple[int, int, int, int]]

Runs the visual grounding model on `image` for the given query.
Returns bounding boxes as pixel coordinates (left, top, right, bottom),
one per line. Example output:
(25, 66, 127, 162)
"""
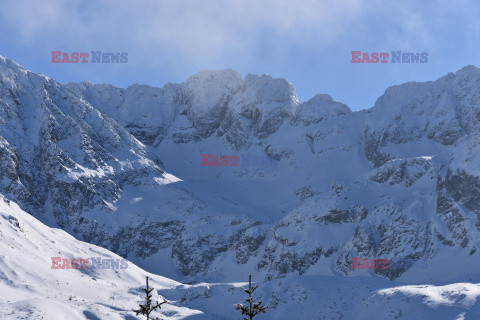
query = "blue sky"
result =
(0, 0, 479, 111)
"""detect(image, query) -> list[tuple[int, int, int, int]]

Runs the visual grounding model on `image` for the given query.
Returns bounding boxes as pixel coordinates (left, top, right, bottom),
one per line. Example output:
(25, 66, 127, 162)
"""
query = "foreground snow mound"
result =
(0, 194, 207, 320)
(377, 282, 480, 319)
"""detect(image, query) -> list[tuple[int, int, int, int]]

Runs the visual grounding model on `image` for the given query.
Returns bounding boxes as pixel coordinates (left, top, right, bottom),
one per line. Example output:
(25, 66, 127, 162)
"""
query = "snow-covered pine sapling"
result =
(235, 274, 268, 320)
(133, 276, 167, 320)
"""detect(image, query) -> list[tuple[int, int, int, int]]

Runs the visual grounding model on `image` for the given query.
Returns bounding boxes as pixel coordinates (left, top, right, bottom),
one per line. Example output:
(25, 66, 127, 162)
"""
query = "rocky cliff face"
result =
(2, 55, 480, 286)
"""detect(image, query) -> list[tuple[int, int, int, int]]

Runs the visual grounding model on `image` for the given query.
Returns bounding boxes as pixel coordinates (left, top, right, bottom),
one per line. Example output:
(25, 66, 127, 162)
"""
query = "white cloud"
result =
(0, 0, 367, 67)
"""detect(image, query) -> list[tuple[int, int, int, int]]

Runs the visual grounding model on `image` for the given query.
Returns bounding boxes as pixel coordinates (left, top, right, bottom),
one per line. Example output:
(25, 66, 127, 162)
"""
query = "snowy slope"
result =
(0, 193, 209, 319)
(3, 192, 480, 319)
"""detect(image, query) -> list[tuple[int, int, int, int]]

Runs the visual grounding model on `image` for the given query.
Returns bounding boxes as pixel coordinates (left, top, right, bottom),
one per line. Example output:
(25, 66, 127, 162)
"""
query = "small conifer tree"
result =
(235, 274, 268, 320)
(133, 276, 167, 320)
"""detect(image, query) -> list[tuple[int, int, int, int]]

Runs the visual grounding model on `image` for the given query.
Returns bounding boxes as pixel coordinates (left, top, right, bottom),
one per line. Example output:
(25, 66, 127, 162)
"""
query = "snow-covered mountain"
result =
(2, 54, 480, 318)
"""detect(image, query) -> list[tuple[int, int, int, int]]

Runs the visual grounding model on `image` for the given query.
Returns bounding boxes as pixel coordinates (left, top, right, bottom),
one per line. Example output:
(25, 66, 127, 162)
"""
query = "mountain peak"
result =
(186, 69, 243, 85)
(308, 94, 334, 103)
(0, 54, 29, 76)
(293, 93, 350, 126)
(455, 64, 479, 75)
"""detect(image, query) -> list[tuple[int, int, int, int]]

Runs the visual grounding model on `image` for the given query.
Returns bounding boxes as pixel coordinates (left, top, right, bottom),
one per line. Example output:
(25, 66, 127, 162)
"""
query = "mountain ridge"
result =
(2, 53, 480, 288)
